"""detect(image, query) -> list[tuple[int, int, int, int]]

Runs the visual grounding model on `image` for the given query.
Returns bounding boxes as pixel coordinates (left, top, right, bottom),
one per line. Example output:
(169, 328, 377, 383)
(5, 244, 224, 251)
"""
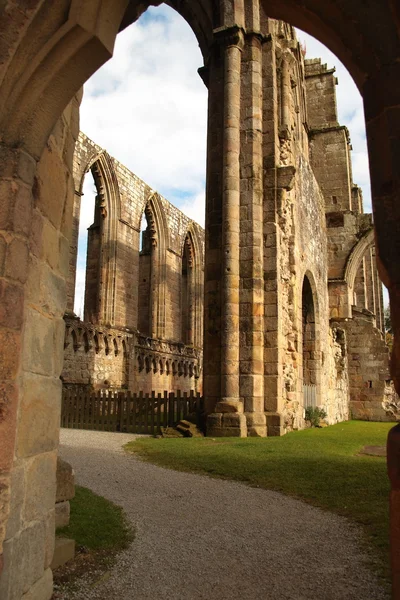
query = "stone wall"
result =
(62, 317, 202, 396)
(0, 94, 80, 600)
(337, 309, 394, 421)
(65, 133, 204, 396)
(324, 325, 350, 423)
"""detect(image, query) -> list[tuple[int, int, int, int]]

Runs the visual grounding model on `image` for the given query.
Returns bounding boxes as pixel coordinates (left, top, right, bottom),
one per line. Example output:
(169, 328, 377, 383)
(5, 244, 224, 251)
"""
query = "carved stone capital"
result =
(244, 30, 271, 45)
(213, 25, 245, 51)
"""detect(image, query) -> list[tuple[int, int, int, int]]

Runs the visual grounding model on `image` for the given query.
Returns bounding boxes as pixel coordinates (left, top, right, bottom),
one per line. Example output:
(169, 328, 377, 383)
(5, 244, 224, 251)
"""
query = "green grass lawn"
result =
(54, 486, 134, 592)
(57, 485, 134, 552)
(126, 420, 393, 580)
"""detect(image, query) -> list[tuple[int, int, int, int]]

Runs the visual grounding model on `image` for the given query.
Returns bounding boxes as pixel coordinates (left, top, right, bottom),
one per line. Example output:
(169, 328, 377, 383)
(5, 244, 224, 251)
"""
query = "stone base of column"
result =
(245, 412, 267, 437)
(265, 412, 285, 436)
(207, 399, 247, 437)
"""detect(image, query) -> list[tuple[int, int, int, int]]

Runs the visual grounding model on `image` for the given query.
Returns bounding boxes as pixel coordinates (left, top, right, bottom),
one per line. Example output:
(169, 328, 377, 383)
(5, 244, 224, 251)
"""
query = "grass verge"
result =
(53, 485, 134, 597)
(126, 420, 392, 582)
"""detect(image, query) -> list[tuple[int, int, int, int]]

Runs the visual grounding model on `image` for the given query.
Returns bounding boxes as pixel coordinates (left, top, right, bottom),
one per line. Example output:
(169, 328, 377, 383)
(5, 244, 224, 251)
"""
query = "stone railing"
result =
(63, 315, 203, 388)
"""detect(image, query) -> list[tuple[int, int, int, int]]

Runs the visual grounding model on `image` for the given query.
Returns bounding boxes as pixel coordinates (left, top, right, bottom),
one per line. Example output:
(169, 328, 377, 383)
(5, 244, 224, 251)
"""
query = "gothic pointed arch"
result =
(344, 227, 384, 329)
(300, 270, 322, 410)
(137, 192, 168, 339)
(70, 149, 121, 325)
(344, 227, 375, 292)
(181, 223, 204, 347)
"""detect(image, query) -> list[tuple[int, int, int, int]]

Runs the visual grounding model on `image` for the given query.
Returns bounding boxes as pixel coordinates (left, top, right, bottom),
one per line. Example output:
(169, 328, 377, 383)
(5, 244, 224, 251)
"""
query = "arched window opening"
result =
(352, 246, 385, 331)
(353, 256, 367, 309)
(138, 206, 155, 336)
(139, 213, 147, 252)
(73, 170, 97, 320)
(302, 276, 317, 407)
(181, 235, 194, 345)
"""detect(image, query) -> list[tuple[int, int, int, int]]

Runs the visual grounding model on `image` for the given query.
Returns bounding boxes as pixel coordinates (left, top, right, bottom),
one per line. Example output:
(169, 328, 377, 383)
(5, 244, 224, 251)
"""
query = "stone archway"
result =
(0, 1, 400, 598)
(344, 228, 385, 330)
(301, 274, 321, 409)
(68, 148, 121, 325)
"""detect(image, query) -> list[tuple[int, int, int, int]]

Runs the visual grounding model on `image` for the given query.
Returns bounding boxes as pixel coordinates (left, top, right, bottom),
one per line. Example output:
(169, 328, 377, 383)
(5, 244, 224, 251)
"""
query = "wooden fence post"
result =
(163, 391, 168, 429)
(157, 392, 162, 434)
(60, 386, 203, 434)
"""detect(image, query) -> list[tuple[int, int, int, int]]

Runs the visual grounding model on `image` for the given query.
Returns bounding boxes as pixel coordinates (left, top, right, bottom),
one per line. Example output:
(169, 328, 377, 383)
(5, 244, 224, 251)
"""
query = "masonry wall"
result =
(0, 95, 80, 600)
(263, 27, 335, 433)
(66, 134, 204, 396)
(62, 318, 202, 395)
(325, 325, 350, 423)
(339, 310, 394, 421)
(65, 23, 392, 439)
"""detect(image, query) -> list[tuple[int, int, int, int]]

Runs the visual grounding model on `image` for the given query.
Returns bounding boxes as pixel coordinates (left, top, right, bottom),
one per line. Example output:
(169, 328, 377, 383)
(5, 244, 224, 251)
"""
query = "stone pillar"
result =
(354, 256, 367, 309)
(364, 246, 377, 316)
(240, 28, 266, 436)
(202, 55, 223, 416)
(207, 25, 247, 437)
(281, 57, 291, 136)
(188, 261, 195, 346)
(372, 247, 384, 333)
(66, 190, 82, 313)
(150, 238, 158, 339)
(387, 424, 400, 599)
(0, 104, 77, 600)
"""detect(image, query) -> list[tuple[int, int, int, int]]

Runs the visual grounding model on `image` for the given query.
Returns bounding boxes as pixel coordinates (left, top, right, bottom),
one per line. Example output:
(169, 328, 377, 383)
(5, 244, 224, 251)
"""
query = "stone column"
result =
(150, 238, 158, 339)
(364, 246, 377, 316)
(354, 256, 367, 309)
(240, 29, 266, 436)
(372, 248, 384, 333)
(281, 57, 291, 135)
(207, 25, 247, 437)
(188, 261, 195, 346)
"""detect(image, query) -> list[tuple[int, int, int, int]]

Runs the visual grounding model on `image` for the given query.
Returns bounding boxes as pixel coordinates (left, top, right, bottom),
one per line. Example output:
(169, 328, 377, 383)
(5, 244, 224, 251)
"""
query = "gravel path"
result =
(59, 429, 389, 600)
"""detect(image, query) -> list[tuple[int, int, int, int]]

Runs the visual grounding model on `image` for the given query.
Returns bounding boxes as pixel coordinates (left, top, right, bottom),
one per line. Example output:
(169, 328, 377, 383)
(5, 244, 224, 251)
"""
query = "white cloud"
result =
(179, 190, 206, 228)
(80, 5, 207, 203)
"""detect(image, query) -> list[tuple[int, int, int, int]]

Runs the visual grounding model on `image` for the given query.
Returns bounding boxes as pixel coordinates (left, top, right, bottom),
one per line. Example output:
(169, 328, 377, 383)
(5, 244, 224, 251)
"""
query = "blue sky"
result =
(75, 4, 374, 314)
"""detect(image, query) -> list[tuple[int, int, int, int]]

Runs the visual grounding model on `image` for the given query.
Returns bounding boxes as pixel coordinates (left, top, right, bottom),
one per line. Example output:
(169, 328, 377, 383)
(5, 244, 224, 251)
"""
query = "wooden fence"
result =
(61, 389, 204, 435)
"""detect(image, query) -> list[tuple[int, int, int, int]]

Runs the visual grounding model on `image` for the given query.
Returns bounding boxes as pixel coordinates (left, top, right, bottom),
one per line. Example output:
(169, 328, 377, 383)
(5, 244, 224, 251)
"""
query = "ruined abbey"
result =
(63, 22, 392, 439)
(1, 1, 400, 598)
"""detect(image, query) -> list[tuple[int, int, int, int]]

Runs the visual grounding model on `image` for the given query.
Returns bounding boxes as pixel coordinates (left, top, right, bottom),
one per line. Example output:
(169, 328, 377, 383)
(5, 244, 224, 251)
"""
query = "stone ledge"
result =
(51, 537, 75, 571)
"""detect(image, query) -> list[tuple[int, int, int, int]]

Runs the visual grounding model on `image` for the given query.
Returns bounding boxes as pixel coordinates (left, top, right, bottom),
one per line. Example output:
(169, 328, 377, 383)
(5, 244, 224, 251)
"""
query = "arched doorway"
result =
(301, 275, 320, 410)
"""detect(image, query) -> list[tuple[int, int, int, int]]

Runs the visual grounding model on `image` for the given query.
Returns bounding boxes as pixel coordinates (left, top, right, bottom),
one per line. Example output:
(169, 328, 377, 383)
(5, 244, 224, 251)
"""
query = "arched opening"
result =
(345, 229, 385, 332)
(138, 205, 155, 336)
(181, 234, 194, 345)
(352, 247, 384, 331)
(72, 171, 97, 319)
(69, 148, 121, 326)
(302, 275, 319, 409)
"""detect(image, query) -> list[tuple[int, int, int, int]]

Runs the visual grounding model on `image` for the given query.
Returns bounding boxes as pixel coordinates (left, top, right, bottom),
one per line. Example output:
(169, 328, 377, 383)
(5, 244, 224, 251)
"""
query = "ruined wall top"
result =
(304, 57, 339, 130)
(73, 132, 204, 259)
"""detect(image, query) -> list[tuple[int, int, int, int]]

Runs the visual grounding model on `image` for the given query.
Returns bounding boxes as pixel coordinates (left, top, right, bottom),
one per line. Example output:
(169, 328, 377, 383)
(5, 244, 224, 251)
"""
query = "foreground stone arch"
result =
(0, 1, 400, 598)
